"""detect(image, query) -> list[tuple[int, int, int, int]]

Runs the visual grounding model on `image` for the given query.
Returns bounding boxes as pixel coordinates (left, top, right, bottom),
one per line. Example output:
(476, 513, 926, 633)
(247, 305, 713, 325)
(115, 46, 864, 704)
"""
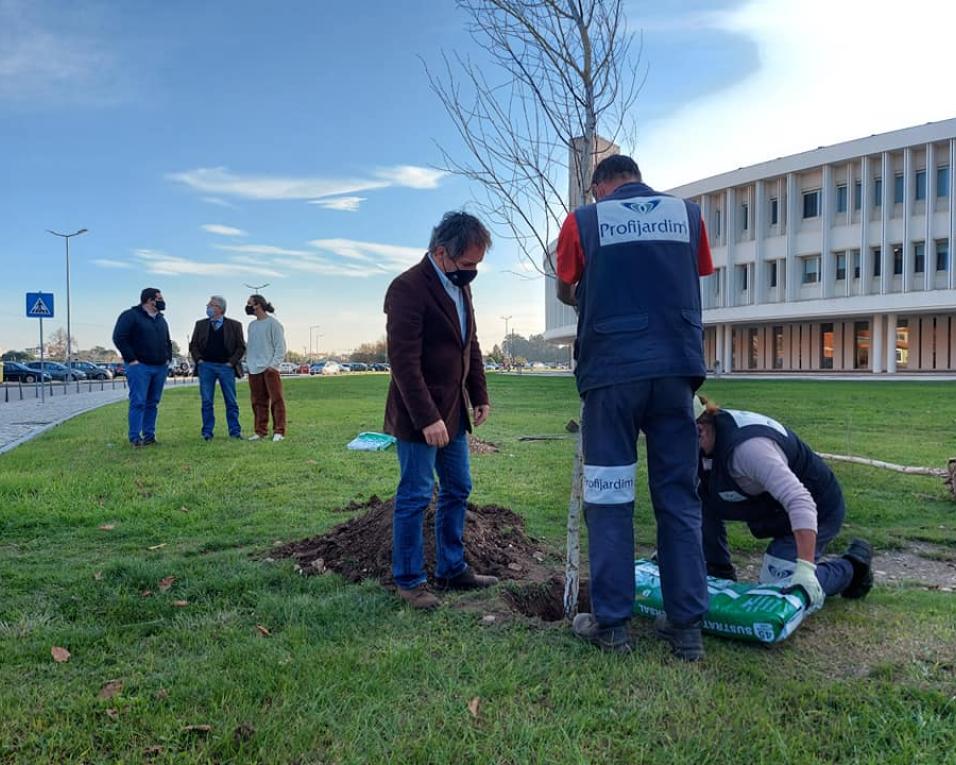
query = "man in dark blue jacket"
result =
(556, 155, 714, 660)
(112, 288, 172, 446)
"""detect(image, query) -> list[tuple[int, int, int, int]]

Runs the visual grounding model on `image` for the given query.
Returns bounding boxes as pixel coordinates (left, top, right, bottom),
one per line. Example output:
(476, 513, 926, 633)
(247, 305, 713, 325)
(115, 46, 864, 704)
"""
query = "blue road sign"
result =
(26, 292, 55, 318)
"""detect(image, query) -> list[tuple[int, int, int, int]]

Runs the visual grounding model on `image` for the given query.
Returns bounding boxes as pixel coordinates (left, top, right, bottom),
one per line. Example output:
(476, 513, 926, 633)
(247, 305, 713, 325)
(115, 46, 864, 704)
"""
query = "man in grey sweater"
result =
(244, 294, 287, 441)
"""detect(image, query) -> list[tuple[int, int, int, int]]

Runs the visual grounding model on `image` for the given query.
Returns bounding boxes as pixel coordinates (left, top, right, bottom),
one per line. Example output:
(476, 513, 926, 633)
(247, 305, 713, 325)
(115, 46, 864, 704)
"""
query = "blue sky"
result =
(2, 0, 953, 357)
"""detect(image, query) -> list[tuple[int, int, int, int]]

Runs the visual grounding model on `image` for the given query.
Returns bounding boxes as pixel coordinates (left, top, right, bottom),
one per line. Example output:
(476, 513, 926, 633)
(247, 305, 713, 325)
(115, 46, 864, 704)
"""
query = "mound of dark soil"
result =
(272, 495, 552, 585)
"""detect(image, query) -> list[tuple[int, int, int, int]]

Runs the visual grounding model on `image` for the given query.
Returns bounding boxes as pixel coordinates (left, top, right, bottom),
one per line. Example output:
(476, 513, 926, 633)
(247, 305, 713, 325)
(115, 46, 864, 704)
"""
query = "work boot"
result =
(396, 585, 440, 610)
(841, 538, 874, 599)
(655, 613, 704, 662)
(434, 568, 499, 591)
(572, 613, 632, 653)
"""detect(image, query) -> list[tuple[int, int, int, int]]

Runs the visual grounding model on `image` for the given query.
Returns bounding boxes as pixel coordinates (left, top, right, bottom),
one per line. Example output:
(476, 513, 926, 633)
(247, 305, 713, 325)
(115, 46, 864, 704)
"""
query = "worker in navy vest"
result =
(556, 155, 714, 660)
(693, 395, 874, 614)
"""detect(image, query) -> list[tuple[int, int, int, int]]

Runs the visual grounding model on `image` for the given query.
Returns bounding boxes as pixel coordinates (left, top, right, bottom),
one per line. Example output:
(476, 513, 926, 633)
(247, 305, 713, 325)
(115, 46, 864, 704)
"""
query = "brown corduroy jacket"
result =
(383, 255, 489, 442)
(188, 317, 246, 377)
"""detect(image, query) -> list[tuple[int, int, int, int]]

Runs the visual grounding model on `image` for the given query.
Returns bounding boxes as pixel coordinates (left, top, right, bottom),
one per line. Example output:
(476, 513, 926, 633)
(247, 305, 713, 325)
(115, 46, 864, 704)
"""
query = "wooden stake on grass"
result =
(564, 406, 585, 619)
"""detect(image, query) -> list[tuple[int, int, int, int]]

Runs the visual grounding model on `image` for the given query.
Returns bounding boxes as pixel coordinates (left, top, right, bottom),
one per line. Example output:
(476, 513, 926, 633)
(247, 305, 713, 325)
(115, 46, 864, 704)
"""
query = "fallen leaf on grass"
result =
(468, 697, 481, 718)
(93, 571, 103, 580)
(141, 590, 153, 598)
(98, 524, 115, 531)
(178, 505, 190, 513)
(172, 600, 189, 607)
(305, 459, 318, 465)
(234, 722, 255, 742)
(147, 543, 167, 551)
(51, 646, 71, 663)
(105, 708, 119, 720)
(183, 724, 212, 734)
(158, 576, 176, 591)
(144, 745, 165, 757)
(98, 680, 124, 700)
(155, 688, 169, 700)
(255, 624, 271, 637)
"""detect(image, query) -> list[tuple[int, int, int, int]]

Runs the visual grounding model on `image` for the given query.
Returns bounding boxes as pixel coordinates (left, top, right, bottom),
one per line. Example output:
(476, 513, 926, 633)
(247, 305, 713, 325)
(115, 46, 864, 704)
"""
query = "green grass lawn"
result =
(1, 375, 954, 764)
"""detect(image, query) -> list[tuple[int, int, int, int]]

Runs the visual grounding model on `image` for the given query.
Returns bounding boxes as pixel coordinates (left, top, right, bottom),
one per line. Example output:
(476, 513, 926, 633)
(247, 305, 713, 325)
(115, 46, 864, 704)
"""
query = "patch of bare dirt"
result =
(468, 434, 499, 455)
(272, 496, 552, 585)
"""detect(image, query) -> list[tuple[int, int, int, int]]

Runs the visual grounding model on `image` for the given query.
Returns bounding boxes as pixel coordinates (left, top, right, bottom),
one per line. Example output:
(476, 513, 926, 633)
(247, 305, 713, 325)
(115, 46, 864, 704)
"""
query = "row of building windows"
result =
(719, 240, 951, 296)
(713, 166, 952, 235)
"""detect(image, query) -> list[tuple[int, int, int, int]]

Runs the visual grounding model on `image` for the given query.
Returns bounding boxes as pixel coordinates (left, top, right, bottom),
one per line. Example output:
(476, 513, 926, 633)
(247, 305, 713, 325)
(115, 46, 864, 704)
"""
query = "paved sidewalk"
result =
(0, 380, 197, 455)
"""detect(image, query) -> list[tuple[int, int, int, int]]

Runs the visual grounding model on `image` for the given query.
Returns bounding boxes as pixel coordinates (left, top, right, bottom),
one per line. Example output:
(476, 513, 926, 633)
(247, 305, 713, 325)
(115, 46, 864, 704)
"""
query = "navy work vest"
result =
(699, 409, 841, 539)
(572, 182, 706, 393)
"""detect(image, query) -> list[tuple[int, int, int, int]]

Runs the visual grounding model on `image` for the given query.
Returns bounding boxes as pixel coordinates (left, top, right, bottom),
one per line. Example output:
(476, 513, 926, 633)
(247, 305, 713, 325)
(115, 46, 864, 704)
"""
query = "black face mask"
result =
(445, 267, 478, 288)
(155, 300, 166, 312)
(245, 305, 256, 316)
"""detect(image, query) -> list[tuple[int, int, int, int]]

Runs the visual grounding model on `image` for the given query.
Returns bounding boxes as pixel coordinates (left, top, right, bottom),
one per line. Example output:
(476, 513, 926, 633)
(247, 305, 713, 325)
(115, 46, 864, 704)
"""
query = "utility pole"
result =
(47, 228, 88, 374)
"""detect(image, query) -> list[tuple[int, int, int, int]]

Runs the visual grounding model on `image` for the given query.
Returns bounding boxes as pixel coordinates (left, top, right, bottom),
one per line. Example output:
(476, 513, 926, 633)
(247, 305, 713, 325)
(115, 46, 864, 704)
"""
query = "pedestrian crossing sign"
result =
(26, 292, 55, 318)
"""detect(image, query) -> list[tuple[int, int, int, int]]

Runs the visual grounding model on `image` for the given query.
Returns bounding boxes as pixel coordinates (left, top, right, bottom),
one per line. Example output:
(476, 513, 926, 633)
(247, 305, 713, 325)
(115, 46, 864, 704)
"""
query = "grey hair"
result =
(428, 211, 492, 262)
(210, 295, 227, 312)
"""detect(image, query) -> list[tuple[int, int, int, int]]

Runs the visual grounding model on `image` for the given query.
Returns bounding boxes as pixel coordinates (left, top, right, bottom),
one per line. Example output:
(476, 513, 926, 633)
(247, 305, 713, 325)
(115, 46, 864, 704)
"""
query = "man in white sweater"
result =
(244, 294, 287, 441)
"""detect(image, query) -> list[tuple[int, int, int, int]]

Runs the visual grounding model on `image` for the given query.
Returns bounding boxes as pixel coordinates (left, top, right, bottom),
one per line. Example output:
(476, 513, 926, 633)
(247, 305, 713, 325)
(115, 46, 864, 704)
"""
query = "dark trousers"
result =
(582, 377, 708, 627)
(248, 368, 286, 436)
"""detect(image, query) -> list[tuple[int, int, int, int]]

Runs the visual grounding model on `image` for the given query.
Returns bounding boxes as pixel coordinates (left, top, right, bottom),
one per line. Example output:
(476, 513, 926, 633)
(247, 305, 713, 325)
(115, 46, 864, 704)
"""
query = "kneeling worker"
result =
(694, 396, 874, 613)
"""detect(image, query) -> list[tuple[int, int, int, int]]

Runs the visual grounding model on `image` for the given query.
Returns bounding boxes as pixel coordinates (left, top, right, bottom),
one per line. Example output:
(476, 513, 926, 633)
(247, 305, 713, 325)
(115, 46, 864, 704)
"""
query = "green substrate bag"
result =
(633, 558, 808, 644)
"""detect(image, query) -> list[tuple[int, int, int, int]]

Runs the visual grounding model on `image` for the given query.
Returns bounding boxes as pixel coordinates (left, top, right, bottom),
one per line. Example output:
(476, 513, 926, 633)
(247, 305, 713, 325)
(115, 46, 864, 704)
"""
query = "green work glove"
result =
(784, 559, 825, 614)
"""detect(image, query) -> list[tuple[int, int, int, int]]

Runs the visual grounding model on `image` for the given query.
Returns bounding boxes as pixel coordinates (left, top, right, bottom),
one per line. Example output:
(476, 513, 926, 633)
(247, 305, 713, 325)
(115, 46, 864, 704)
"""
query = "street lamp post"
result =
(500, 315, 512, 366)
(309, 324, 321, 359)
(47, 228, 88, 376)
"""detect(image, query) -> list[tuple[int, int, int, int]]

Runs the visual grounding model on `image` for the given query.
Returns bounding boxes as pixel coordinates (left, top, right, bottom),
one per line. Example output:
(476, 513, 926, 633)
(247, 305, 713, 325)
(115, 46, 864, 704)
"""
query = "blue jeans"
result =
(198, 361, 241, 438)
(581, 377, 708, 627)
(393, 421, 472, 590)
(126, 362, 167, 442)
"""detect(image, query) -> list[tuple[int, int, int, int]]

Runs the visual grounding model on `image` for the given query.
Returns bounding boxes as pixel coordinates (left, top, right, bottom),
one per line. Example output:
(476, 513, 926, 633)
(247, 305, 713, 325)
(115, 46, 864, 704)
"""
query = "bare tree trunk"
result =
(563, 404, 585, 618)
(818, 452, 947, 477)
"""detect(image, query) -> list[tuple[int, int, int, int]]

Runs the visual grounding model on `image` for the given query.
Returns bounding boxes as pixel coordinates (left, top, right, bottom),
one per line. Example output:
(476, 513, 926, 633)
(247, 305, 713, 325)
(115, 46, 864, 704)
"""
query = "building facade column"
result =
(950, 139, 956, 290)
(725, 187, 737, 307)
(786, 172, 798, 302)
(925, 143, 936, 291)
(859, 156, 871, 296)
(723, 324, 734, 373)
(754, 179, 766, 304)
(881, 151, 892, 294)
(821, 163, 834, 298)
(886, 313, 897, 374)
(902, 147, 913, 292)
(871, 314, 884, 373)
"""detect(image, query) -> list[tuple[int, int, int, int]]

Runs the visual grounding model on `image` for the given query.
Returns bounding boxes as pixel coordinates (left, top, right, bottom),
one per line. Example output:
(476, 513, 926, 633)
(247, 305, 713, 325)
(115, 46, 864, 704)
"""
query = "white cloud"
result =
(308, 196, 366, 212)
(201, 196, 236, 208)
(202, 224, 247, 237)
(639, 0, 956, 189)
(92, 258, 133, 269)
(309, 238, 423, 271)
(167, 164, 446, 201)
(214, 243, 311, 257)
(0, 0, 117, 103)
(273, 255, 386, 279)
(132, 249, 283, 278)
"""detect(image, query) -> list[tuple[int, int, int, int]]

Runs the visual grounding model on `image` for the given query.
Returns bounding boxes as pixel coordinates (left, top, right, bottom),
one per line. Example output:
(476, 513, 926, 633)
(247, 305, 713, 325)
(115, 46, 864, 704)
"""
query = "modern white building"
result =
(545, 119, 956, 373)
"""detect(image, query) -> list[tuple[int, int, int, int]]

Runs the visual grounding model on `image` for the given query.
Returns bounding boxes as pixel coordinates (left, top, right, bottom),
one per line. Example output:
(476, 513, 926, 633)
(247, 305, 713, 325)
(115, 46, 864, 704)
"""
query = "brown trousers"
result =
(248, 368, 286, 436)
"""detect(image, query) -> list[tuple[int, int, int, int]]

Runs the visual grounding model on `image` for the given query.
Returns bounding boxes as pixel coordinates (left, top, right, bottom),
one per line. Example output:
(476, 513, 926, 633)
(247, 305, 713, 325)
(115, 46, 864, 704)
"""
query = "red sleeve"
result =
(556, 214, 585, 284)
(697, 219, 714, 276)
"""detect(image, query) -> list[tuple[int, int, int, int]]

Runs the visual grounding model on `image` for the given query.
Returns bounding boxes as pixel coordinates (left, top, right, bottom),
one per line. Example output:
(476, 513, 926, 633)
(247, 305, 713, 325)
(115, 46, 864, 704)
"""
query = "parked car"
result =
(321, 361, 342, 375)
(67, 360, 112, 380)
(168, 360, 193, 377)
(483, 361, 500, 371)
(370, 362, 390, 372)
(297, 363, 311, 374)
(278, 362, 298, 375)
(309, 362, 326, 375)
(2, 361, 53, 383)
(349, 362, 369, 372)
(25, 361, 86, 381)
(100, 361, 125, 377)
(338, 362, 352, 372)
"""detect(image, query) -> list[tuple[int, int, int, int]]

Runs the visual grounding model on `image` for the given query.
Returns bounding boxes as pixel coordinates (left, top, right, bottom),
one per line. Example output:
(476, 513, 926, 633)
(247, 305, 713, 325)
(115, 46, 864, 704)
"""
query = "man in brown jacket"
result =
(189, 295, 246, 440)
(384, 211, 498, 609)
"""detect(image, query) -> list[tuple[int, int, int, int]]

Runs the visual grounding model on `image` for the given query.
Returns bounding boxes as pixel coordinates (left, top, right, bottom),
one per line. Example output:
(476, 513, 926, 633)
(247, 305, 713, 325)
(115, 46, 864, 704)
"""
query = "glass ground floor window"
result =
(854, 320, 870, 369)
(772, 326, 784, 369)
(896, 318, 909, 369)
(820, 323, 834, 369)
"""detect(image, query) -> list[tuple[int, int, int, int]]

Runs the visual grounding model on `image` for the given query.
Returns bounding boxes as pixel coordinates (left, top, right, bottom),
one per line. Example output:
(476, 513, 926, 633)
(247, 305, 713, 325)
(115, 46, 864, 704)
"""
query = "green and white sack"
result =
(632, 558, 808, 644)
